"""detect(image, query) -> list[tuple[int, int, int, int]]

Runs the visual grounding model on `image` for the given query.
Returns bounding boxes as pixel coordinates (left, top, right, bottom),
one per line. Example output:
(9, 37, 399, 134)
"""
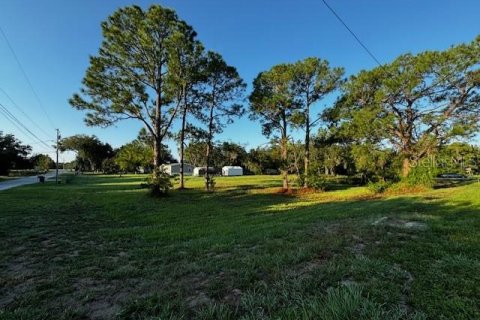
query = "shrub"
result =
(145, 168, 172, 197)
(309, 174, 328, 191)
(298, 173, 328, 191)
(367, 180, 392, 194)
(405, 164, 437, 188)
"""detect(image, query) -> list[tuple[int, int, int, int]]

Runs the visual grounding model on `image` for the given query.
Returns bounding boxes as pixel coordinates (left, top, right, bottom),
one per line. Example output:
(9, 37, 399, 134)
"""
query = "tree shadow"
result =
(1, 174, 479, 319)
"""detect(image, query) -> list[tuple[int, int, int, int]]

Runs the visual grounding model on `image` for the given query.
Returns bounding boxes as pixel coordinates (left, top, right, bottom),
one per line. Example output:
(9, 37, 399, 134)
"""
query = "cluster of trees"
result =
(60, 134, 114, 172)
(70, 5, 245, 191)
(249, 58, 344, 189)
(69, 4, 480, 193)
(249, 36, 480, 190)
(58, 132, 174, 174)
(0, 131, 55, 175)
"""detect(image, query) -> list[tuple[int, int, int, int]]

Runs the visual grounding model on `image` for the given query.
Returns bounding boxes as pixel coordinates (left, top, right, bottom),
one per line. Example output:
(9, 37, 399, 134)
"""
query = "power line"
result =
(321, 0, 383, 67)
(0, 26, 56, 128)
(0, 102, 54, 150)
(0, 103, 53, 150)
(28, 139, 56, 146)
(0, 87, 53, 139)
(0, 108, 34, 142)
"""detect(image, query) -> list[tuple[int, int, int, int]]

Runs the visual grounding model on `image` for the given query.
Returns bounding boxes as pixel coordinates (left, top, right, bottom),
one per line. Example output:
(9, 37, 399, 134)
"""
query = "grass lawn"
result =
(1, 174, 479, 319)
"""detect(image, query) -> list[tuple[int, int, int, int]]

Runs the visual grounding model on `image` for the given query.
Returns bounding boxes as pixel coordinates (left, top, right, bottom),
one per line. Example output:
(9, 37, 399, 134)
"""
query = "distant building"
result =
(193, 166, 216, 177)
(161, 163, 194, 176)
(222, 166, 243, 176)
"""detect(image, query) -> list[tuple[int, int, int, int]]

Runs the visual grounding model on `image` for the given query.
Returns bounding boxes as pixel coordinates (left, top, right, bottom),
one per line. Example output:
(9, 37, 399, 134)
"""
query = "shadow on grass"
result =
(1, 174, 479, 319)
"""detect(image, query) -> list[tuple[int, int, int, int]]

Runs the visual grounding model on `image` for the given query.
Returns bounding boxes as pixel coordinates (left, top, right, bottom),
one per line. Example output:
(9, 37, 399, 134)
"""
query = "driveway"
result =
(0, 170, 64, 191)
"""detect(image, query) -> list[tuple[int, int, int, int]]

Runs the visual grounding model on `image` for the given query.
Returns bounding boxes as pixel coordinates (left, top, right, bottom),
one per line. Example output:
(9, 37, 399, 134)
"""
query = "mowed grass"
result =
(0, 174, 479, 319)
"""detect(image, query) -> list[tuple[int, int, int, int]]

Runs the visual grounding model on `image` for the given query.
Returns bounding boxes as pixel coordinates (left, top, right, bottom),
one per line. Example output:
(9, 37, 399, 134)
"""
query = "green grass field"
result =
(1, 174, 479, 319)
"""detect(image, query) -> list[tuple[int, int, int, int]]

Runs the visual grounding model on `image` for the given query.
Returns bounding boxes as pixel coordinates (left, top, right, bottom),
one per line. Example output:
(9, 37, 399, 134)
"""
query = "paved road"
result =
(0, 170, 64, 191)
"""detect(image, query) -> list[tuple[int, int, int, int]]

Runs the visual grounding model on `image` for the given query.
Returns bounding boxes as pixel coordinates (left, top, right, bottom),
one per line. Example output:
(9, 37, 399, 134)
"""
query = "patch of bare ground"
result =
(372, 216, 428, 230)
(0, 254, 36, 309)
(392, 263, 415, 314)
(222, 288, 243, 306)
(68, 277, 143, 319)
(181, 271, 214, 309)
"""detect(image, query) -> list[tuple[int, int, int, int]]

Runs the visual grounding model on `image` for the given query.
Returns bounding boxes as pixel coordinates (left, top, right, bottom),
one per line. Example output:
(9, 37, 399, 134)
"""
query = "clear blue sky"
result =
(1, 0, 479, 161)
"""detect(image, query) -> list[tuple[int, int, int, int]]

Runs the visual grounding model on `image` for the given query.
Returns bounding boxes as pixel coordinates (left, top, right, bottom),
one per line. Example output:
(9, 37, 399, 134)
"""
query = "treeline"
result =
(59, 130, 480, 183)
(0, 131, 56, 175)
(67, 4, 480, 194)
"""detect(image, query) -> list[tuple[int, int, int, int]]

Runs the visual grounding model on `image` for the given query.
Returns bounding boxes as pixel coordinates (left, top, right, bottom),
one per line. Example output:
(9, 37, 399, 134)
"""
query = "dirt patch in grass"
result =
(68, 277, 144, 319)
(372, 217, 427, 230)
(222, 288, 243, 306)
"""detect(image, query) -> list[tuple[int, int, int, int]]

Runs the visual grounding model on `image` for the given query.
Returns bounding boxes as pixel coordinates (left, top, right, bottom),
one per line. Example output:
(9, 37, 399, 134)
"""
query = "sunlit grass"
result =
(0, 174, 479, 319)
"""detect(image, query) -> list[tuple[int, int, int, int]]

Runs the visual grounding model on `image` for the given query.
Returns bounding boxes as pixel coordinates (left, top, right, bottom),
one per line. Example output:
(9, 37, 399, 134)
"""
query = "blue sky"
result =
(0, 0, 479, 161)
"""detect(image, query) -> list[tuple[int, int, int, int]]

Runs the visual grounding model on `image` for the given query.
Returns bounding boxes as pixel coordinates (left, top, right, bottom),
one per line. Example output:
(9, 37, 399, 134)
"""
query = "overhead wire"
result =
(0, 25, 56, 128)
(0, 101, 54, 150)
(0, 107, 34, 142)
(321, 0, 383, 67)
(0, 87, 53, 139)
(305, 0, 386, 129)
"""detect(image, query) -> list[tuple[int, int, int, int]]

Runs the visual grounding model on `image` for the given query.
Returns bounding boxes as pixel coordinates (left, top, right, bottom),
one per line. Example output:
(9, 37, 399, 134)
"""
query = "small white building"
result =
(193, 166, 216, 176)
(222, 166, 243, 176)
(161, 163, 194, 176)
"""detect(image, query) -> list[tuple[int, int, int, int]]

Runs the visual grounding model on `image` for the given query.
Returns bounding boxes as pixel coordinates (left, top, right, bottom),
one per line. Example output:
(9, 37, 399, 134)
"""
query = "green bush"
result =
(309, 174, 328, 191)
(405, 164, 437, 188)
(145, 168, 172, 197)
(297, 173, 328, 191)
(367, 180, 392, 194)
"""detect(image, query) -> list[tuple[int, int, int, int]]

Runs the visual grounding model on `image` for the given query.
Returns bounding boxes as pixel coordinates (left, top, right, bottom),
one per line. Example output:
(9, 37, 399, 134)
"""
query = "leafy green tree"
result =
(219, 142, 247, 166)
(184, 141, 225, 169)
(249, 63, 298, 190)
(60, 135, 113, 171)
(184, 141, 207, 167)
(0, 132, 31, 175)
(332, 36, 480, 177)
(291, 57, 344, 186)
(30, 154, 55, 172)
(115, 140, 153, 172)
(436, 142, 480, 174)
(200, 52, 246, 190)
(69, 5, 198, 171)
(350, 144, 397, 183)
(245, 145, 282, 175)
(102, 157, 119, 174)
(310, 129, 353, 177)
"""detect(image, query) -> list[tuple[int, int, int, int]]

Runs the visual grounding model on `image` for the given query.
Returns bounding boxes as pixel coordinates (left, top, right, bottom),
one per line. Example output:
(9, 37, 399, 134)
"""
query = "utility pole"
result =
(56, 129, 60, 184)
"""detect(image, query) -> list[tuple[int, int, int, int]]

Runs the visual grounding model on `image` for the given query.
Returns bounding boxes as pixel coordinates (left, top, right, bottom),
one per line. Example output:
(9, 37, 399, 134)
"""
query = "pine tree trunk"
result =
(304, 108, 310, 188)
(153, 70, 162, 171)
(281, 113, 289, 191)
(179, 108, 187, 189)
(179, 86, 187, 189)
(205, 105, 215, 191)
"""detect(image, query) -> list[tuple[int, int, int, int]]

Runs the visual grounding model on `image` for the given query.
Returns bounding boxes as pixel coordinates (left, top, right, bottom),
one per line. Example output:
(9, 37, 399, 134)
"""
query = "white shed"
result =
(161, 163, 194, 176)
(222, 166, 243, 176)
(193, 166, 216, 176)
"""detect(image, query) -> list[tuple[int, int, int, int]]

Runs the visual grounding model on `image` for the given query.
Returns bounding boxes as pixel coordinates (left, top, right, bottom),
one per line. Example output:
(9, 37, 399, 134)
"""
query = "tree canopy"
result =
(290, 57, 344, 187)
(0, 132, 31, 175)
(60, 135, 114, 171)
(69, 5, 199, 168)
(329, 36, 480, 176)
(249, 63, 298, 190)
